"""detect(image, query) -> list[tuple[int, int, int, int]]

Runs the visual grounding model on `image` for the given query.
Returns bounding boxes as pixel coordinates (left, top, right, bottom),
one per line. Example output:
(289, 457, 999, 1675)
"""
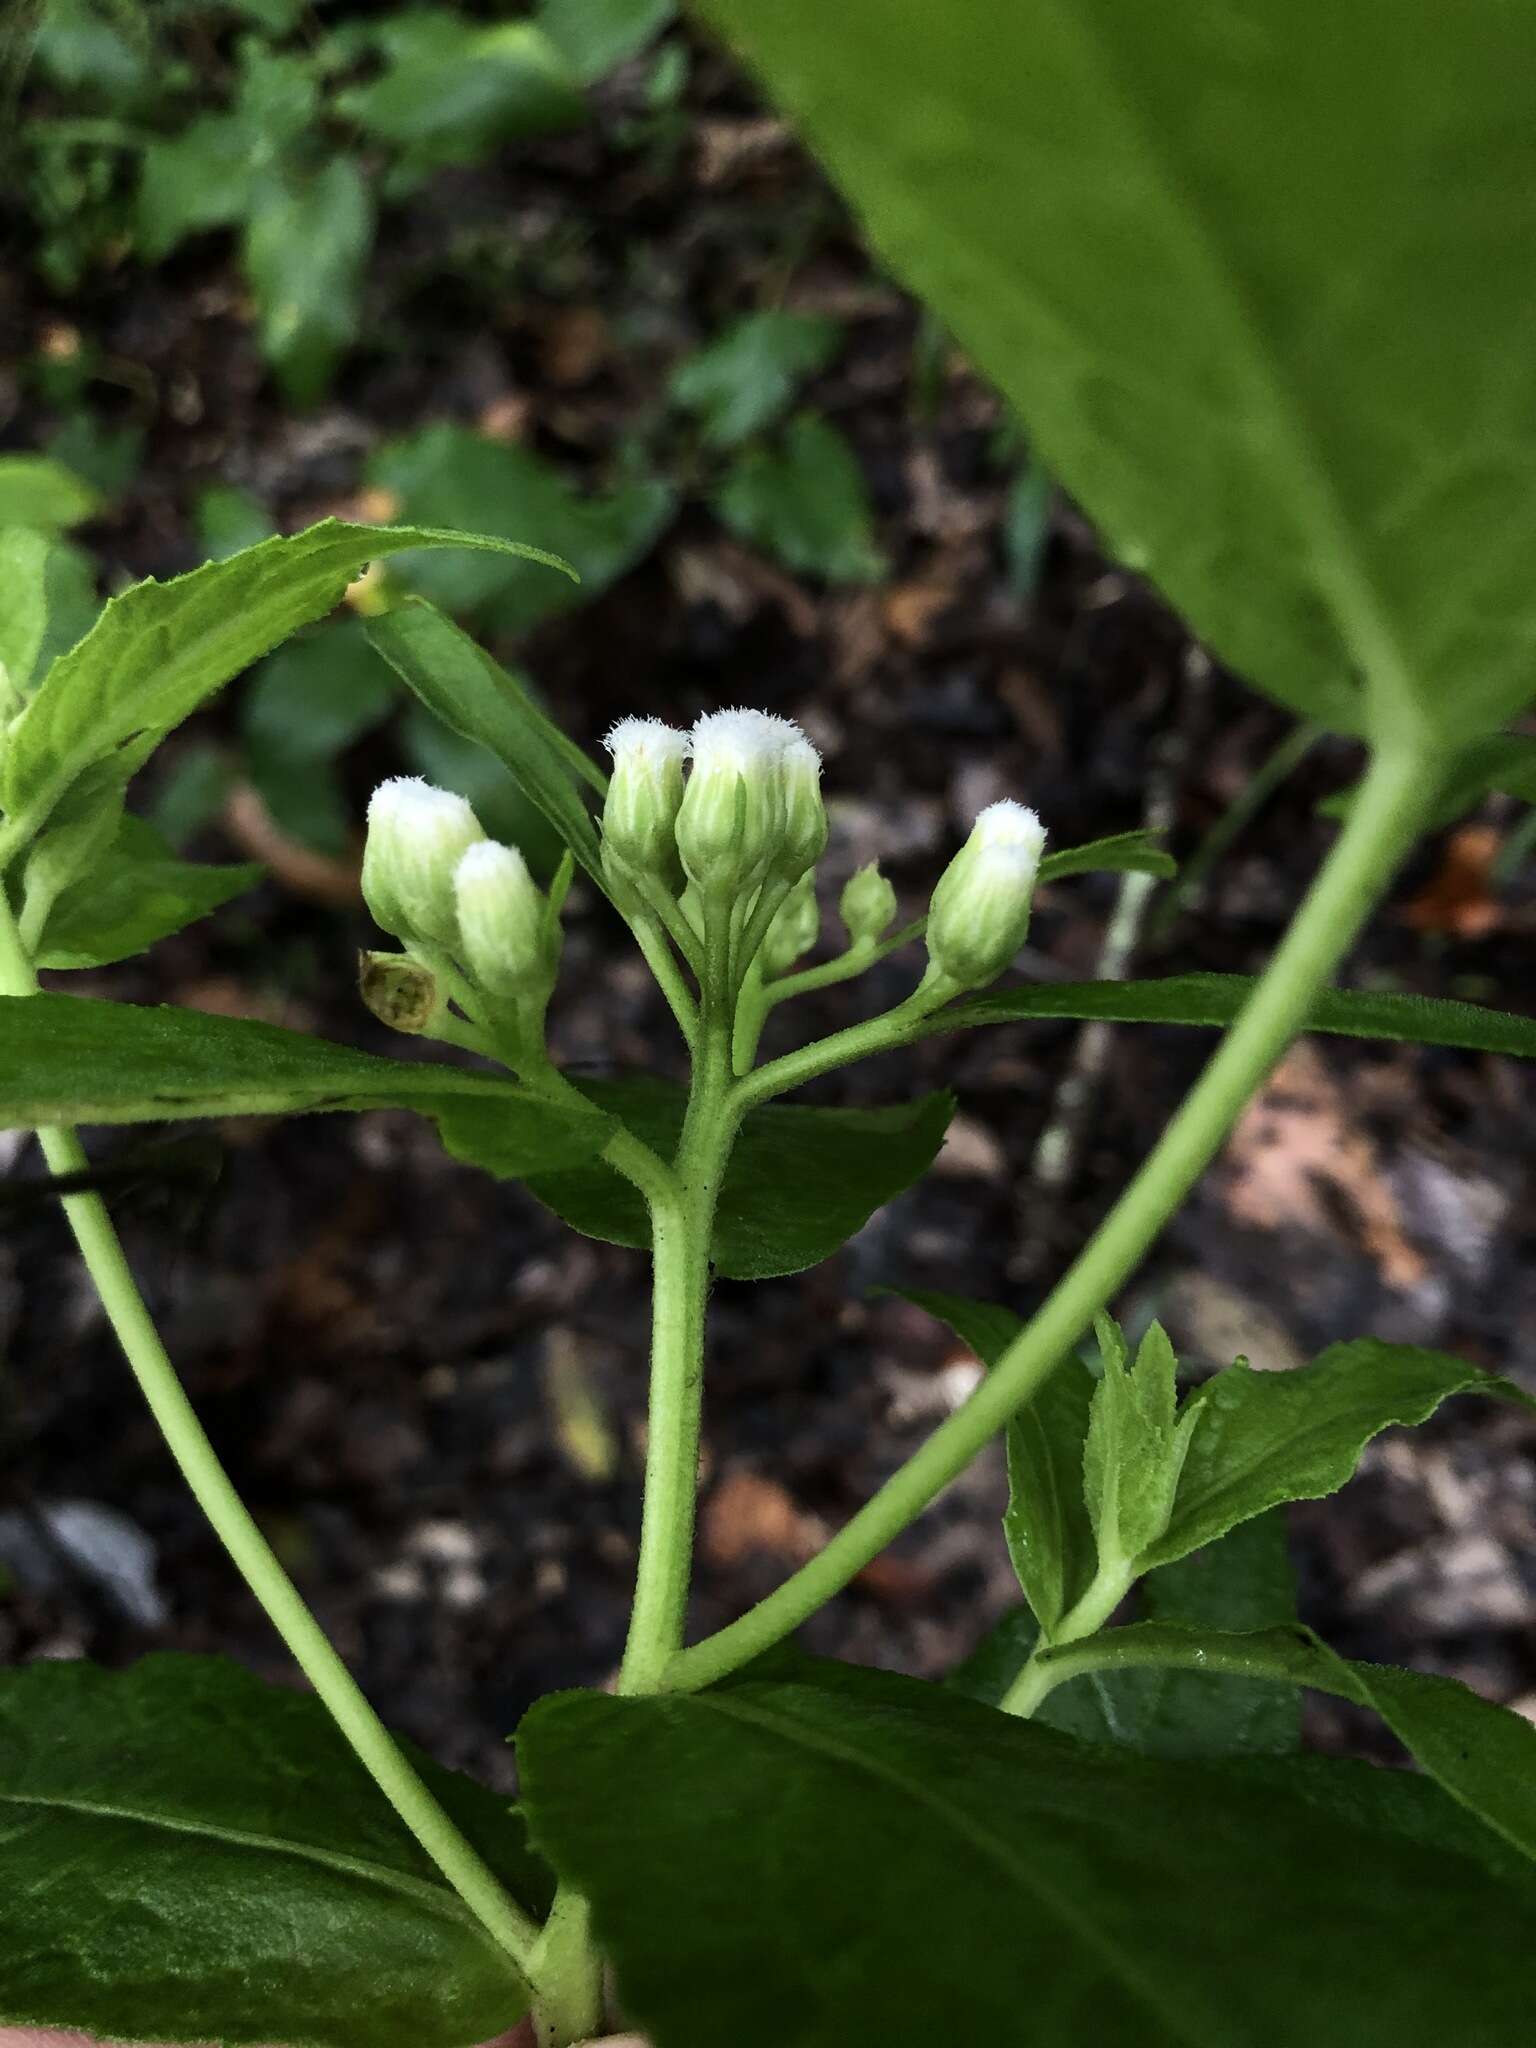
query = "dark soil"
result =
(4, 22, 1536, 1787)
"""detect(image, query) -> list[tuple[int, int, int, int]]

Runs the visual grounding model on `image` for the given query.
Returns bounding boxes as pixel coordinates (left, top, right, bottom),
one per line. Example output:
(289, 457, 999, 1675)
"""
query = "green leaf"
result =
(525, 1076, 954, 1279)
(898, 1289, 1095, 1636)
(367, 599, 606, 883)
(1038, 828, 1175, 883)
(1146, 1339, 1534, 1572)
(243, 156, 374, 405)
(136, 113, 264, 260)
(713, 412, 884, 583)
(0, 519, 573, 857)
(35, 816, 262, 970)
(696, 0, 1536, 745)
(0, 528, 53, 694)
(1044, 1622, 1536, 1869)
(1020, 1516, 1302, 1758)
(670, 310, 842, 448)
(0, 993, 609, 1173)
(340, 17, 583, 167)
(0, 454, 100, 532)
(519, 1664, 1536, 2047)
(932, 970, 1536, 1062)
(367, 424, 671, 633)
(0, 1653, 543, 2047)
(243, 615, 397, 854)
(1083, 1318, 1199, 1569)
(540, 0, 676, 83)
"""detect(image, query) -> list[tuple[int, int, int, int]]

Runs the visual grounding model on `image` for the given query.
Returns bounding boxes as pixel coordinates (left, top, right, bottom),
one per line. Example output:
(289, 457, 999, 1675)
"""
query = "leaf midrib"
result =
(1033, 0, 1427, 741)
(702, 1691, 1204, 2043)
(0, 1785, 509, 1955)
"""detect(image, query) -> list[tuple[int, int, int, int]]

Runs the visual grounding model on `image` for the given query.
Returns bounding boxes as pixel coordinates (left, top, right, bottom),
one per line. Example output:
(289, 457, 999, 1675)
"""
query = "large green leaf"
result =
(523, 1076, 954, 1279)
(697, 0, 1536, 746)
(1036, 1623, 1536, 1869)
(932, 972, 1536, 1062)
(0, 520, 573, 857)
(366, 599, 606, 882)
(0, 1654, 543, 2047)
(0, 993, 608, 1174)
(35, 816, 262, 970)
(1146, 1340, 1533, 1571)
(520, 1663, 1536, 2046)
(899, 1289, 1096, 1636)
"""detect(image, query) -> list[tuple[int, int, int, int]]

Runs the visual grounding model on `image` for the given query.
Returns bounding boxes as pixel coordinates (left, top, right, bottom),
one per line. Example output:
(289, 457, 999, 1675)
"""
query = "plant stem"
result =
(667, 742, 1432, 1693)
(0, 895, 543, 1985)
(1001, 1559, 1134, 1717)
(528, 1884, 606, 2047)
(618, 901, 740, 1694)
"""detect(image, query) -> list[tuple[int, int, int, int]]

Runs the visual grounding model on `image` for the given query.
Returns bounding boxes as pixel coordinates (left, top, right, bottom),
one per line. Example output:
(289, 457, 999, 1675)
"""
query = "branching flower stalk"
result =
(1, 677, 1435, 2044)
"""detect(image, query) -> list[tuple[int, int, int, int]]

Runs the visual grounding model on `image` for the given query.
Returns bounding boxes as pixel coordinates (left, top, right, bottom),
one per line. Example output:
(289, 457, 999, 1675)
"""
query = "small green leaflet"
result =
(0, 453, 100, 531)
(1082, 1318, 1199, 1572)
(713, 413, 884, 583)
(35, 817, 262, 971)
(0, 519, 575, 857)
(0, 993, 609, 1176)
(933, 972, 1536, 1062)
(519, 1664, 1536, 2047)
(0, 1654, 546, 2048)
(1145, 1339, 1534, 1570)
(670, 309, 842, 448)
(516, 1075, 954, 1279)
(243, 156, 374, 407)
(0, 528, 53, 694)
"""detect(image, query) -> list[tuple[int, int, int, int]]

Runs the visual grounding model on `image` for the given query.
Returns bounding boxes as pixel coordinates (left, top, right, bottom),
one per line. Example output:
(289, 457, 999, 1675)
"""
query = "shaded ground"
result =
(4, 20, 1536, 1785)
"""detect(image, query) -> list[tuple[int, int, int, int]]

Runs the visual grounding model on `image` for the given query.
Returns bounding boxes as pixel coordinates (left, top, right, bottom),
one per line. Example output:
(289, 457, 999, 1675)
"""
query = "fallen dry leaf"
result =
(1401, 824, 1502, 939)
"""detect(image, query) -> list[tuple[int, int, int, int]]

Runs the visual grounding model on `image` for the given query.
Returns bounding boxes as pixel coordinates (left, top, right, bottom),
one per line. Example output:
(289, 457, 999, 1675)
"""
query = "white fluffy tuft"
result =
(604, 716, 689, 766)
(454, 839, 531, 893)
(690, 707, 803, 773)
(368, 776, 481, 838)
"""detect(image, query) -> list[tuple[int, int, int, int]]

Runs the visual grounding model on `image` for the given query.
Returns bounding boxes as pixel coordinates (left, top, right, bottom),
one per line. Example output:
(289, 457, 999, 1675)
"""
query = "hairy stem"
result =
(528, 1885, 606, 2047)
(667, 742, 1432, 1692)
(0, 893, 543, 1983)
(619, 901, 740, 1693)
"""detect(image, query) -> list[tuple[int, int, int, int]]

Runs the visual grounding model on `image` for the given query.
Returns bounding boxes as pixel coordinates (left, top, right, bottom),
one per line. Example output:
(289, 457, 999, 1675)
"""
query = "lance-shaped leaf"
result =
(0, 527, 53, 694)
(367, 598, 606, 883)
(1145, 1340, 1535, 1571)
(519, 1662, 1536, 2047)
(0, 992, 609, 1175)
(515, 1075, 953, 1279)
(697, 0, 1536, 747)
(1037, 829, 1175, 884)
(899, 1288, 1096, 1637)
(927, 972, 1536, 1062)
(0, 519, 574, 855)
(1083, 1317, 1201, 1575)
(0, 1653, 547, 2048)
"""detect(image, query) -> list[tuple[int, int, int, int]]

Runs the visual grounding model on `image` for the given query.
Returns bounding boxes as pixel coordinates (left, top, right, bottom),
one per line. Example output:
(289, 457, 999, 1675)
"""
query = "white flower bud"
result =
(453, 840, 555, 999)
(601, 716, 689, 884)
(925, 800, 1046, 991)
(772, 733, 827, 884)
(760, 872, 819, 977)
(363, 777, 485, 948)
(839, 861, 897, 946)
(675, 708, 795, 900)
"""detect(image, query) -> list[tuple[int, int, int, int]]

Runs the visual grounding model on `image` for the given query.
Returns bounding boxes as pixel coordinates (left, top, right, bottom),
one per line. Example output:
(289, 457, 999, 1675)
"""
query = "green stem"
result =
(0, 896, 543, 1984)
(1001, 1558, 1134, 1717)
(668, 742, 1432, 1693)
(1006, 1620, 1372, 1719)
(618, 901, 740, 1695)
(528, 1885, 606, 2047)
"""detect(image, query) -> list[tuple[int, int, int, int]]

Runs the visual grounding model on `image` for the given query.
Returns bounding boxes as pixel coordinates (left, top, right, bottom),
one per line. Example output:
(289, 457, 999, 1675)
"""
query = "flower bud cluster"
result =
(361, 777, 561, 1015)
(600, 708, 827, 914)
